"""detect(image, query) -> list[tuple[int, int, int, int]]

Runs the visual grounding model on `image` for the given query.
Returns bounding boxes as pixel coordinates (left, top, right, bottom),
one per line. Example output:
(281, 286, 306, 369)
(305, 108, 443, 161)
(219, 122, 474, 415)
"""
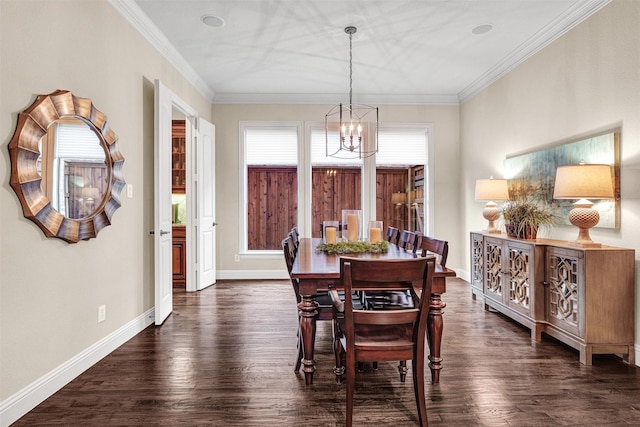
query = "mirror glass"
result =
(37, 119, 109, 219)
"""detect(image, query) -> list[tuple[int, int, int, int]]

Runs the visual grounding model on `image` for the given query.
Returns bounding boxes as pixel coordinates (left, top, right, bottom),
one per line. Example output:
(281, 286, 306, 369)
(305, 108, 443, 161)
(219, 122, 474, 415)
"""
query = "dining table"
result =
(290, 237, 457, 385)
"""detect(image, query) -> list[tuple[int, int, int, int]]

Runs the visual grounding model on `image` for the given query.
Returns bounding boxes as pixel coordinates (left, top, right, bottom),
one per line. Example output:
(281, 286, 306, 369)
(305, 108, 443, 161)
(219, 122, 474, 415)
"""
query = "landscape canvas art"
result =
(504, 131, 620, 229)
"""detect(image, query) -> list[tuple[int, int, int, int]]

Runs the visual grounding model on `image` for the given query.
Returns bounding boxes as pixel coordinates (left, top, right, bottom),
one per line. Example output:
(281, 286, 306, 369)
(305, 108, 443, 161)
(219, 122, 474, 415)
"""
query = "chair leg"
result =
(333, 320, 345, 383)
(412, 357, 428, 427)
(398, 360, 408, 382)
(346, 353, 356, 427)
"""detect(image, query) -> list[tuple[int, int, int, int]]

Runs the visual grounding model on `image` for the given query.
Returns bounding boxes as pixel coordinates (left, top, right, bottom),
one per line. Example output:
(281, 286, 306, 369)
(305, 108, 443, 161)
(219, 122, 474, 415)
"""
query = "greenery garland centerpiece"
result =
(316, 240, 389, 254)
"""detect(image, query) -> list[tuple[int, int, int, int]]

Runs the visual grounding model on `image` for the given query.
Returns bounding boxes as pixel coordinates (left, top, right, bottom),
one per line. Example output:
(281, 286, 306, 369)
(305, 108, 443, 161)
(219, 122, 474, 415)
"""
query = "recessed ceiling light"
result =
(472, 24, 493, 35)
(201, 15, 225, 28)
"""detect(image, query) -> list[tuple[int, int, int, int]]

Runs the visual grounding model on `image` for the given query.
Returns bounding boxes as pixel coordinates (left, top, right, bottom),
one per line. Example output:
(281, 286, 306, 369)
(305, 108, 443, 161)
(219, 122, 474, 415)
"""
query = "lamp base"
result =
(567, 201, 601, 248)
(483, 202, 502, 234)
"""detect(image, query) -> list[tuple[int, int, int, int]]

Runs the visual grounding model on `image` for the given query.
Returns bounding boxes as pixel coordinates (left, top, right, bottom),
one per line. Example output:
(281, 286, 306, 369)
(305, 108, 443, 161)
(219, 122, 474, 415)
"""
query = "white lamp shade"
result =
(553, 164, 614, 199)
(475, 178, 509, 201)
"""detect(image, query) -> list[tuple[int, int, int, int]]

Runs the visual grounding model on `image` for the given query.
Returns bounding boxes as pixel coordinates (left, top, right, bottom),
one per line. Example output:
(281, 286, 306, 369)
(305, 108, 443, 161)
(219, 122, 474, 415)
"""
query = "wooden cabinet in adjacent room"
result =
(172, 226, 186, 287)
(470, 232, 635, 365)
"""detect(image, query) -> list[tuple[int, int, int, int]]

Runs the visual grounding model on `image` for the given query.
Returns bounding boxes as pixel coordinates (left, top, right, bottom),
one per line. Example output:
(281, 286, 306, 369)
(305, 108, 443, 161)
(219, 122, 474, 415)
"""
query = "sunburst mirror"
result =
(8, 90, 125, 243)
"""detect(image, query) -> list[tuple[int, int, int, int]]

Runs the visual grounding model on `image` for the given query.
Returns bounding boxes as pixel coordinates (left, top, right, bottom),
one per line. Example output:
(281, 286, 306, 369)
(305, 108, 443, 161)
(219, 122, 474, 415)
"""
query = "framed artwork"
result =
(504, 130, 620, 229)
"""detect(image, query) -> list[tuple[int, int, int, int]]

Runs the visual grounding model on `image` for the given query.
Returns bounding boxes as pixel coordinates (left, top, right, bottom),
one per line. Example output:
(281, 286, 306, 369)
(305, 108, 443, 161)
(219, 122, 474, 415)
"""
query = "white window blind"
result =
(377, 129, 427, 166)
(246, 127, 297, 165)
(55, 122, 105, 160)
(311, 128, 427, 166)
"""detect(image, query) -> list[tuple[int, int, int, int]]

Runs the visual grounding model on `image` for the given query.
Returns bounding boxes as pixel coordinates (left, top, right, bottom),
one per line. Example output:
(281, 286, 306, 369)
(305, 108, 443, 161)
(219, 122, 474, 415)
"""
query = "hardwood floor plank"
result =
(12, 279, 640, 426)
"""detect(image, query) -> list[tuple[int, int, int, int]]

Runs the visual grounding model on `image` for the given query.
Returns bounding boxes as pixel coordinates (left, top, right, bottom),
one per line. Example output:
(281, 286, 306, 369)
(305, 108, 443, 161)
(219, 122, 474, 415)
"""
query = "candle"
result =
(325, 226, 337, 244)
(347, 214, 358, 242)
(369, 227, 381, 243)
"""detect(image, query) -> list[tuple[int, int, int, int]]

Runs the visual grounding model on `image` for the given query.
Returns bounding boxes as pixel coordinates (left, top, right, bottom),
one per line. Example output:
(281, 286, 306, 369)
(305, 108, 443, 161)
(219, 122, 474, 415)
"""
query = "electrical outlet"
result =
(234, 254, 240, 262)
(98, 304, 106, 323)
(126, 184, 133, 198)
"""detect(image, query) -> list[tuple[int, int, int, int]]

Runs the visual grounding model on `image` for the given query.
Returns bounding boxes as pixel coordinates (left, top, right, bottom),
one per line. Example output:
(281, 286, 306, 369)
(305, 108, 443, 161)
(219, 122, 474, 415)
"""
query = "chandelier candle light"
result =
(325, 26, 378, 159)
(475, 177, 509, 233)
(553, 162, 614, 248)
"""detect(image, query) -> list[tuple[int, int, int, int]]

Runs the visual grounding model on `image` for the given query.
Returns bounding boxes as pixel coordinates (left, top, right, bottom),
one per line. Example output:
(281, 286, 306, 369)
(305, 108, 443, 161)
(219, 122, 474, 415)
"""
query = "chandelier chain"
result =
(349, 29, 353, 109)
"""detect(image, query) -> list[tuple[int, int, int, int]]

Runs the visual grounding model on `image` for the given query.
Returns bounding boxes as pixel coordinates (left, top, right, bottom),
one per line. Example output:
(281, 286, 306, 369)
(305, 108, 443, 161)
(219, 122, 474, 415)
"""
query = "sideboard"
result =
(470, 231, 635, 365)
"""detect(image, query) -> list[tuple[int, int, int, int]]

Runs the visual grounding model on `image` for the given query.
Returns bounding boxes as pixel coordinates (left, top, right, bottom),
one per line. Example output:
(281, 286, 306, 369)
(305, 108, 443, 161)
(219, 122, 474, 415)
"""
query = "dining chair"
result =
(386, 226, 400, 245)
(419, 235, 449, 269)
(399, 230, 420, 253)
(282, 234, 356, 372)
(330, 256, 435, 427)
(289, 227, 299, 251)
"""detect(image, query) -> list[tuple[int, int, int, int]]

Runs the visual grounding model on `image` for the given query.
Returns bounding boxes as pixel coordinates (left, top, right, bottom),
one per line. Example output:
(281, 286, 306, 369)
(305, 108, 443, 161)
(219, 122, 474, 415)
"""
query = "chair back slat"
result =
(419, 236, 449, 269)
(399, 230, 419, 253)
(386, 226, 400, 245)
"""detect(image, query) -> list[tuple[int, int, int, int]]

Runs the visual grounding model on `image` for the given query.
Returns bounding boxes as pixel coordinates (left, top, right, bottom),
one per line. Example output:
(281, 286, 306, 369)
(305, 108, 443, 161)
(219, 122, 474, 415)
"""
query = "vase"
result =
(506, 224, 537, 240)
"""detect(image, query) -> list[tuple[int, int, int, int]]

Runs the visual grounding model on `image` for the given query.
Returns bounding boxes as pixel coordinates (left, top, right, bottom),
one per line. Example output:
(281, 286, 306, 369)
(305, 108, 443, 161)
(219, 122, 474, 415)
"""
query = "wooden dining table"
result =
(290, 237, 456, 385)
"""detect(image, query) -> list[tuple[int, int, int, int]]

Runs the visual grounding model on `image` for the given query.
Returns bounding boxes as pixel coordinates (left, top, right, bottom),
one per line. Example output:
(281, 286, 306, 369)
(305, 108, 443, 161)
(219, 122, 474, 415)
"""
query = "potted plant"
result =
(501, 197, 557, 240)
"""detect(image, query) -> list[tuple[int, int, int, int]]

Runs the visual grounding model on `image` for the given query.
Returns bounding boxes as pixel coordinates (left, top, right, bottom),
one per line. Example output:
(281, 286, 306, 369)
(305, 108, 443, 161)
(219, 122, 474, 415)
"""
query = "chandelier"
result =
(325, 26, 379, 159)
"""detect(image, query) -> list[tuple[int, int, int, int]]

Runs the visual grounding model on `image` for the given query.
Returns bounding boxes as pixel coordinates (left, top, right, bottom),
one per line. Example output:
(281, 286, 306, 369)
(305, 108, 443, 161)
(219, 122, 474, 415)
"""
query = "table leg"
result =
(298, 295, 318, 385)
(427, 292, 445, 383)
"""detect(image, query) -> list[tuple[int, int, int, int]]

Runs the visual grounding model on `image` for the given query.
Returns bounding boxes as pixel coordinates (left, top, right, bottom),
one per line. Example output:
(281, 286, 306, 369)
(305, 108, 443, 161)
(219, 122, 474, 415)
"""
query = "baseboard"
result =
(216, 269, 289, 280)
(0, 308, 155, 427)
(455, 268, 470, 283)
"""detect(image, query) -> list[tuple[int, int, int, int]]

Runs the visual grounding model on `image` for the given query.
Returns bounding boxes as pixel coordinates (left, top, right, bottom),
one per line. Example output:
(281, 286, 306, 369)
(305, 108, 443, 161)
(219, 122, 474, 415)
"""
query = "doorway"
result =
(154, 80, 217, 325)
(171, 117, 187, 290)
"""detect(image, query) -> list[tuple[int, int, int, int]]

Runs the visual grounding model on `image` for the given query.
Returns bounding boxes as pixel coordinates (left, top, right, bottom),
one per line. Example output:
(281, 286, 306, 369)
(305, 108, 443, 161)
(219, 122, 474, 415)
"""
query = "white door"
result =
(153, 80, 173, 325)
(195, 118, 216, 290)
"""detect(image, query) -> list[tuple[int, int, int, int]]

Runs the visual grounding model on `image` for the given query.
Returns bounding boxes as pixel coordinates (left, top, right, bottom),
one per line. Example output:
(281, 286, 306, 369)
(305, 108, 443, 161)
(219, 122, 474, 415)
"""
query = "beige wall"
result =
(461, 0, 640, 339)
(0, 0, 211, 401)
(211, 104, 461, 274)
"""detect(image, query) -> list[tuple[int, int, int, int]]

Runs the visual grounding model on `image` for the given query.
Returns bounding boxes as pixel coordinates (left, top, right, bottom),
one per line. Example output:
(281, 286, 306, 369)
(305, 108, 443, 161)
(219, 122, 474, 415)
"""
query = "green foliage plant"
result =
(316, 240, 389, 254)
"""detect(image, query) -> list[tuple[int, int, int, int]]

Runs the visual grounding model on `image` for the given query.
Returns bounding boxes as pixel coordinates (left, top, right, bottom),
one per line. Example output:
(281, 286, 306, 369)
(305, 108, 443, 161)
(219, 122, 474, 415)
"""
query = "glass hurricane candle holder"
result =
(369, 220, 383, 243)
(323, 220, 339, 244)
(341, 209, 362, 242)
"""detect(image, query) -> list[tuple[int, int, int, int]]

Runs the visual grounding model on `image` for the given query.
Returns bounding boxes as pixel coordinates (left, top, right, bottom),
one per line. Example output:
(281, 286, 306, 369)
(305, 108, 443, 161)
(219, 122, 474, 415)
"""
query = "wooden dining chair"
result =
(386, 226, 400, 245)
(419, 235, 449, 269)
(330, 256, 435, 427)
(399, 230, 420, 253)
(282, 234, 351, 372)
(289, 227, 299, 252)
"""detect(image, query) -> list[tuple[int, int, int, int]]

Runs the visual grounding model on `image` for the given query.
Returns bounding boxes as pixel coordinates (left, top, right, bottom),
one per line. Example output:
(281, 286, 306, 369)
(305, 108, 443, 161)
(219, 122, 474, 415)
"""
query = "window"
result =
(376, 125, 430, 235)
(310, 128, 363, 237)
(241, 122, 301, 251)
(240, 121, 432, 255)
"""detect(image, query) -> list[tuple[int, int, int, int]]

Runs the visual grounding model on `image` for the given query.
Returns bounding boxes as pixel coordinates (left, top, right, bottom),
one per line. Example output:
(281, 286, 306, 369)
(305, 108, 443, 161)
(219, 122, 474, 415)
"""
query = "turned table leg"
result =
(298, 295, 318, 385)
(427, 292, 445, 383)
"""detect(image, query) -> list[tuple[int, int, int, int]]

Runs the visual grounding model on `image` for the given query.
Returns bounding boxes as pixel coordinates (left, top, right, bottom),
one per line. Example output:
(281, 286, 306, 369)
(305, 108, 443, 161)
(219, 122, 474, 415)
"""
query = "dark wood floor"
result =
(13, 278, 640, 426)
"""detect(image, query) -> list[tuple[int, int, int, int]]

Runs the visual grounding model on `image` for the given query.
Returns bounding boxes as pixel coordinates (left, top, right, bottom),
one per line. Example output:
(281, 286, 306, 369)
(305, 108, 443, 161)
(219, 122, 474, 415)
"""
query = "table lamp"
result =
(475, 177, 509, 233)
(553, 162, 614, 248)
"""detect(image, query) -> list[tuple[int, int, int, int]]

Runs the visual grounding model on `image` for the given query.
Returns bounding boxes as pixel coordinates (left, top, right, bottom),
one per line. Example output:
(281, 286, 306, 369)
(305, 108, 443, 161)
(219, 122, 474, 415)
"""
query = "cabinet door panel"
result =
(484, 237, 504, 303)
(506, 242, 533, 316)
(545, 247, 583, 337)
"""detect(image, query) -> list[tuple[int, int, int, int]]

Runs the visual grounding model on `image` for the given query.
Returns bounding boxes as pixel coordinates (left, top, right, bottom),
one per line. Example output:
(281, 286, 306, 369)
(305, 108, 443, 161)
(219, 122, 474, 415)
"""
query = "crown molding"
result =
(108, 0, 215, 102)
(210, 92, 460, 106)
(458, 0, 612, 103)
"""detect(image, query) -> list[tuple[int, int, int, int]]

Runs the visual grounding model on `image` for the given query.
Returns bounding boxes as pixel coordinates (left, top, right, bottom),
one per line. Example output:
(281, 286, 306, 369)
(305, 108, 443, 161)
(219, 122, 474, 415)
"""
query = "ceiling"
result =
(123, 0, 610, 105)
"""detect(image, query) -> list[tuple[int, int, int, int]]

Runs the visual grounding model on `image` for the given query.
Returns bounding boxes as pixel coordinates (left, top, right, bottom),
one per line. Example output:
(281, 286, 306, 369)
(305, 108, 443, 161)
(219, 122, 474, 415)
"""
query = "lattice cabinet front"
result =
(545, 247, 582, 337)
(470, 232, 484, 300)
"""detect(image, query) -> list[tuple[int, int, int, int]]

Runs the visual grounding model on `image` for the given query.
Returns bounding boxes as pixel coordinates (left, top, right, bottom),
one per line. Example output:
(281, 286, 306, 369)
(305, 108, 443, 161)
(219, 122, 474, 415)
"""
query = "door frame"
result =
(154, 80, 198, 325)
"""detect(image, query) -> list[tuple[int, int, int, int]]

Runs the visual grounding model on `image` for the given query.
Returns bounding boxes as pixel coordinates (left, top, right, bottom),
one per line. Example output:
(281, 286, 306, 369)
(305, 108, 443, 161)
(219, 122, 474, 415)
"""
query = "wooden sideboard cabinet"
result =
(470, 231, 635, 365)
(172, 226, 186, 287)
